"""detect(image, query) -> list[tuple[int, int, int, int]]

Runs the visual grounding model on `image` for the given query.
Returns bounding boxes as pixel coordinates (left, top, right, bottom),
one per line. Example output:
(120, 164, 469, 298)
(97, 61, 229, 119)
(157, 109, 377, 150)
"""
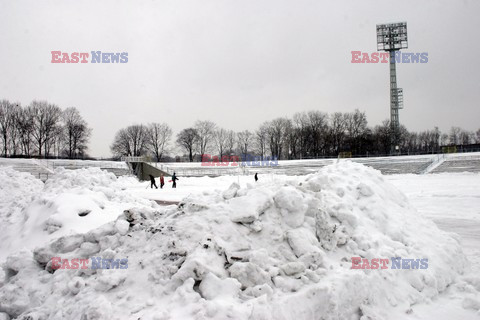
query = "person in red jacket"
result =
(160, 174, 165, 189)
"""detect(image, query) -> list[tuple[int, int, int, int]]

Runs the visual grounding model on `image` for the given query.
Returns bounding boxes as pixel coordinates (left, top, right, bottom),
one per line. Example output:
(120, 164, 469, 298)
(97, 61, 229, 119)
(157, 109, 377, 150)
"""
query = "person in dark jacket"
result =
(254, 172, 258, 182)
(160, 174, 165, 189)
(172, 172, 179, 188)
(149, 174, 158, 189)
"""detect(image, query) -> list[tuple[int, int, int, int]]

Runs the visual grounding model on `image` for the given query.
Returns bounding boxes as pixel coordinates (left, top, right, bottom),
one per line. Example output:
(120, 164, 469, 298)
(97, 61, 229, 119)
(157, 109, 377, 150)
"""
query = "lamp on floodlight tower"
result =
(376, 22, 407, 154)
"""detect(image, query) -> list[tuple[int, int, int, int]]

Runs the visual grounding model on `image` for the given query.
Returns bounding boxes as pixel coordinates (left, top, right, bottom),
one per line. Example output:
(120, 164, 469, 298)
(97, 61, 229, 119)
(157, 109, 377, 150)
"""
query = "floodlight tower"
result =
(376, 22, 407, 154)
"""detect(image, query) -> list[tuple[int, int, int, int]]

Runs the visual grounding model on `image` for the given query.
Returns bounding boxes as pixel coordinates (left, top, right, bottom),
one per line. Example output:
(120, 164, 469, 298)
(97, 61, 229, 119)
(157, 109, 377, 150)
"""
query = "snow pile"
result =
(0, 167, 44, 223)
(0, 167, 45, 259)
(0, 167, 156, 262)
(0, 162, 476, 319)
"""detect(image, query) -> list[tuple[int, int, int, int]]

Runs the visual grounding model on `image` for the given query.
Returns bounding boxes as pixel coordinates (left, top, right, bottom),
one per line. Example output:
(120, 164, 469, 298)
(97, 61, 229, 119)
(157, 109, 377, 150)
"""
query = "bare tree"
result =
(237, 130, 253, 157)
(49, 125, 65, 158)
(307, 111, 328, 157)
(459, 130, 473, 145)
(418, 131, 431, 152)
(214, 128, 228, 158)
(285, 121, 299, 159)
(433, 127, 441, 151)
(16, 107, 34, 156)
(0, 99, 16, 156)
(227, 130, 237, 155)
(44, 108, 62, 157)
(225, 130, 236, 156)
(110, 125, 147, 157)
(396, 124, 409, 153)
(7, 103, 22, 156)
(440, 133, 449, 146)
(176, 128, 198, 162)
(372, 120, 391, 155)
(111, 128, 131, 157)
(292, 112, 309, 158)
(147, 123, 172, 161)
(28, 100, 62, 157)
(449, 127, 461, 145)
(345, 109, 368, 155)
(194, 120, 216, 158)
(255, 124, 268, 158)
(266, 118, 291, 159)
(62, 107, 91, 159)
(329, 112, 348, 154)
(127, 125, 148, 156)
(404, 131, 419, 153)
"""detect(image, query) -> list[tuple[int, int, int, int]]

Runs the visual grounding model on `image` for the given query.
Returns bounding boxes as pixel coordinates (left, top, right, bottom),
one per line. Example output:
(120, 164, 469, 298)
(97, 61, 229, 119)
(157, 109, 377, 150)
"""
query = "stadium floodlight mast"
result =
(376, 22, 407, 154)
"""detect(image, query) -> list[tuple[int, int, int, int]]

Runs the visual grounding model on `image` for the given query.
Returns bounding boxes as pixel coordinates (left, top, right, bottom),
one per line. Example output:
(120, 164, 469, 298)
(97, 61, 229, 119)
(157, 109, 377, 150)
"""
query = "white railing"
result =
(420, 154, 446, 174)
(51, 160, 127, 169)
(446, 154, 480, 161)
(148, 164, 276, 177)
(121, 156, 146, 163)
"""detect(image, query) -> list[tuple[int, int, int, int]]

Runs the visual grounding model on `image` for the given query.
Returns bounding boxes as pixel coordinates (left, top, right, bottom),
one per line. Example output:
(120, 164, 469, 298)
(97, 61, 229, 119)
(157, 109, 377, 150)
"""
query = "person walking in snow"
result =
(160, 174, 165, 189)
(171, 172, 179, 188)
(254, 172, 258, 182)
(149, 174, 158, 189)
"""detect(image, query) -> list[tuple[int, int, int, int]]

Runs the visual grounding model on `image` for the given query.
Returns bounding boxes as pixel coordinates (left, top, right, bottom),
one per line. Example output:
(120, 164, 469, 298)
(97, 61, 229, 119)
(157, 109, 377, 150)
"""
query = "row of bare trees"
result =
(374, 123, 480, 155)
(112, 111, 480, 161)
(172, 111, 480, 161)
(0, 99, 91, 158)
(176, 121, 234, 162)
(173, 111, 377, 161)
(110, 123, 173, 161)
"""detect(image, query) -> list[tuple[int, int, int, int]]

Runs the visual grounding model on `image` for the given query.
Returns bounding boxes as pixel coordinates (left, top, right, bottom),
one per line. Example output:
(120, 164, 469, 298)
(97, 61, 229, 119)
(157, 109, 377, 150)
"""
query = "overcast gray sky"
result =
(1, 0, 479, 157)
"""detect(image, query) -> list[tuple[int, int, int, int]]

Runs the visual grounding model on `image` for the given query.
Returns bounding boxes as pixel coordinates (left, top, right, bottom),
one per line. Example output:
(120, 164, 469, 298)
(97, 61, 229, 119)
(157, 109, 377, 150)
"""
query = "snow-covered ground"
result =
(0, 162, 479, 319)
(388, 173, 480, 319)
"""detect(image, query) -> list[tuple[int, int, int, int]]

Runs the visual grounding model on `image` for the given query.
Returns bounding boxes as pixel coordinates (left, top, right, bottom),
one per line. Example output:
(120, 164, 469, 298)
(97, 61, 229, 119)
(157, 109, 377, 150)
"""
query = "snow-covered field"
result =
(387, 173, 480, 319)
(0, 161, 479, 319)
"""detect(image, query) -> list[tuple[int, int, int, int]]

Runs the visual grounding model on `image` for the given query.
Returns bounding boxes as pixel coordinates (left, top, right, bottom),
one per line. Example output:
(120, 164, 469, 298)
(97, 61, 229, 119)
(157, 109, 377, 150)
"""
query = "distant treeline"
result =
(0, 99, 91, 159)
(111, 110, 480, 162)
(2, 98, 478, 161)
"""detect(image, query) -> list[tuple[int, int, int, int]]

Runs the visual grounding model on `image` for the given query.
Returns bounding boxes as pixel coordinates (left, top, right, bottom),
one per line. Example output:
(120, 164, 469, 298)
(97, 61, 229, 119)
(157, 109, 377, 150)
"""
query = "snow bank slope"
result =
(0, 167, 155, 261)
(0, 161, 472, 319)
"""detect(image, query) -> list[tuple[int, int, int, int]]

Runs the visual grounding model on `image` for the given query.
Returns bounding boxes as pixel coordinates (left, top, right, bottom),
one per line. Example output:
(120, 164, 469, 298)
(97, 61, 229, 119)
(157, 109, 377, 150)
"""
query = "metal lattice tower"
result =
(376, 22, 407, 153)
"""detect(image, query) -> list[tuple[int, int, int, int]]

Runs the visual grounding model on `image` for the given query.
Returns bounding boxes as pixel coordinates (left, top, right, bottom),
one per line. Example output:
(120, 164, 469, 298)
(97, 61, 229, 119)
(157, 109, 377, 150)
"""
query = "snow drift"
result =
(0, 167, 156, 262)
(0, 161, 474, 319)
